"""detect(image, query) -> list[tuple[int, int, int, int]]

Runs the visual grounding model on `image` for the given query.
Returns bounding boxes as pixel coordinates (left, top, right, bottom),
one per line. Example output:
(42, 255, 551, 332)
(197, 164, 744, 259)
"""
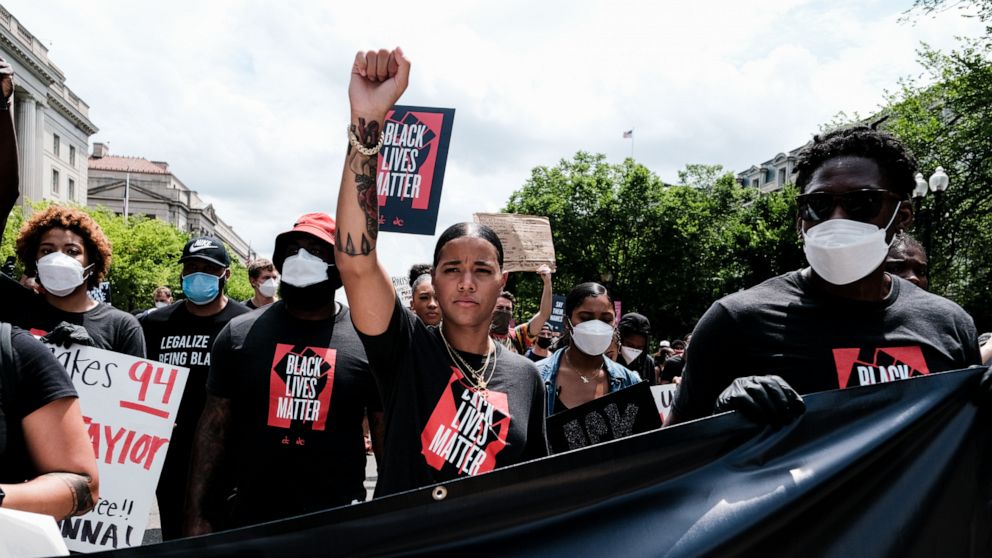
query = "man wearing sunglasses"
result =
(669, 126, 980, 426)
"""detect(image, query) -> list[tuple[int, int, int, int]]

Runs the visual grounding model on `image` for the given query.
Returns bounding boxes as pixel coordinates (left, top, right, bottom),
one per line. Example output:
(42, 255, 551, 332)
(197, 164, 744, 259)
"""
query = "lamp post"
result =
(913, 167, 950, 265)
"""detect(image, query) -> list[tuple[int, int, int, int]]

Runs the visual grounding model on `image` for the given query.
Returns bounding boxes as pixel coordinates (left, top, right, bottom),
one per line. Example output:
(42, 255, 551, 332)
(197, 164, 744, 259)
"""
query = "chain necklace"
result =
(439, 328, 497, 394)
(564, 349, 603, 384)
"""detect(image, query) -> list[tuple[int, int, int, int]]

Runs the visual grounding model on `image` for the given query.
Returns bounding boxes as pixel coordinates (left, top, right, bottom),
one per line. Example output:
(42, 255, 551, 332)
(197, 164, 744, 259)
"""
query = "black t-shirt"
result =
(358, 296, 548, 496)
(141, 300, 250, 450)
(0, 274, 146, 357)
(208, 301, 380, 525)
(140, 297, 250, 532)
(671, 271, 981, 423)
(244, 299, 257, 310)
(0, 326, 77, 483)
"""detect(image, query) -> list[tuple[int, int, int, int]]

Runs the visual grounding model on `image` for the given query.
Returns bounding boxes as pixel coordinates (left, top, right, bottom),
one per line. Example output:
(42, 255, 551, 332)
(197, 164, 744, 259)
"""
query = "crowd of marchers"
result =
(2, 48, 992, 545)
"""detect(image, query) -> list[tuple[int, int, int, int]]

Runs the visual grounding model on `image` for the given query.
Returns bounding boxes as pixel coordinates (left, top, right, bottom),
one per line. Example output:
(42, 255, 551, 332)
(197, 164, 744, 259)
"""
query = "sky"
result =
(3, 0, 984, 278)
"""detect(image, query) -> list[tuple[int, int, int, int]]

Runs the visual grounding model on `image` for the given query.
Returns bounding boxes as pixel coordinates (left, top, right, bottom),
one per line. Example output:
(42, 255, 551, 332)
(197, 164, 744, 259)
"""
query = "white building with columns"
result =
(0, 4, 97, 206)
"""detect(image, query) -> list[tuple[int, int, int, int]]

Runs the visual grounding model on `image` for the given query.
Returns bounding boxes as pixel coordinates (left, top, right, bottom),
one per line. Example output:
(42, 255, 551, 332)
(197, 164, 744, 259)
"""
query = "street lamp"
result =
(914, 167, 951, 267)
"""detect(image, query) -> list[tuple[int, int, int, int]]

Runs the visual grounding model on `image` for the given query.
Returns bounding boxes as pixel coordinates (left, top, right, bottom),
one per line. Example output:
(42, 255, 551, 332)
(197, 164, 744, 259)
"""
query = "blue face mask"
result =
(182, 272, 221, 305)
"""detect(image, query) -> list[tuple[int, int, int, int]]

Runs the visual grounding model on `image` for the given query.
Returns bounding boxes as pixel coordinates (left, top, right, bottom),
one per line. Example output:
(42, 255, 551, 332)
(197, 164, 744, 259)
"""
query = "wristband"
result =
(347, 125, 384, 157)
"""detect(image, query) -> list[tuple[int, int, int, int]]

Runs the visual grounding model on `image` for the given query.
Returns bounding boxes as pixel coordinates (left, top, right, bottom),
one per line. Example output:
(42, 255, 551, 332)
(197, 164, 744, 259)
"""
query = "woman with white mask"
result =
(13, 205, 146, 357)
(535, 282, 641, 417)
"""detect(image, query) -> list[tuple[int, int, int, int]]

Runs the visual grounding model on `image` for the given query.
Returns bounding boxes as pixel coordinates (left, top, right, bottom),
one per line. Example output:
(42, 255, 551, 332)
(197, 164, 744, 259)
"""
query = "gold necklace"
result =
(439, 328, 497, 392)
(564, 349, 603, 384)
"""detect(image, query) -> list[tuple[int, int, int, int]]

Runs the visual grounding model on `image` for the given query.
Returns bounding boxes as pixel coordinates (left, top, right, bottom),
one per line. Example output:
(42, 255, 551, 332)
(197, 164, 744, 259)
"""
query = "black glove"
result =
(41, 321, 95, 348)
(714, 375, 806, 426)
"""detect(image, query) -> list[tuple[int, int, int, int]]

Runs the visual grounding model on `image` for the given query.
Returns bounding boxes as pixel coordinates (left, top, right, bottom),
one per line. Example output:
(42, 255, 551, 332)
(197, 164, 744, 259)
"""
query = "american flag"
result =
(623, 130, 633, 139)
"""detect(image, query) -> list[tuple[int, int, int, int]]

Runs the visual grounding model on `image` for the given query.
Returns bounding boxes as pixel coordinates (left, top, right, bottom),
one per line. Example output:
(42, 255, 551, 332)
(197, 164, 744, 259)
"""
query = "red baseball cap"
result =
(273, 213, 337, 270)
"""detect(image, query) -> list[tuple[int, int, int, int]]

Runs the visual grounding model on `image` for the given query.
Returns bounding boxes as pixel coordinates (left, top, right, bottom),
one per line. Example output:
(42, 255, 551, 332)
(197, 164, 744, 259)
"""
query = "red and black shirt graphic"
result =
(833, 346, 931, 389)
(420, 367, 512, 477)
(267, 343, 335, 431)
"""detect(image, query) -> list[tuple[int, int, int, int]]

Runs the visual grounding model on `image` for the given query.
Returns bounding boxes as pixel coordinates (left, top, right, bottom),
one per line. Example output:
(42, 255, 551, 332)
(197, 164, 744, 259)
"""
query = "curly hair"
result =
(16, 205, 112, 288)
(408, 263, 433, 288)
(794, 126, 918, 198)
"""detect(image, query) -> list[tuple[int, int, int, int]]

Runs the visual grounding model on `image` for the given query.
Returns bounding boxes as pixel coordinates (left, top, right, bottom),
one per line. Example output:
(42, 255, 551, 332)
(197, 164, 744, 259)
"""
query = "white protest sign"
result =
(46, 344, 189, 553)
(0, 507, 69, 557)
(651, 384, 678, 423)
(472, 213, 557, 273)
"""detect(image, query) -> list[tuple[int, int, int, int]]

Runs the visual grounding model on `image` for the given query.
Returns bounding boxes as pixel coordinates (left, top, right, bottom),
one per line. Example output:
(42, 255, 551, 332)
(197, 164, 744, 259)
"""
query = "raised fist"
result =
(348, 47, 410, 121)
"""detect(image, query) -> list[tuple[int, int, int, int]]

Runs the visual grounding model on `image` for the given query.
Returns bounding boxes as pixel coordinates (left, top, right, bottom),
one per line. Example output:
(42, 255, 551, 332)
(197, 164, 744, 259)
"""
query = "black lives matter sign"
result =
(376, 105, 455, 236)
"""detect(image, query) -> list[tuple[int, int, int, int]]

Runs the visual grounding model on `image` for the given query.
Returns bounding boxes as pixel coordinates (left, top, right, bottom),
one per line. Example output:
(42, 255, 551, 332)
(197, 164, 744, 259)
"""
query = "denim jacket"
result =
(535, 348, 642, 417)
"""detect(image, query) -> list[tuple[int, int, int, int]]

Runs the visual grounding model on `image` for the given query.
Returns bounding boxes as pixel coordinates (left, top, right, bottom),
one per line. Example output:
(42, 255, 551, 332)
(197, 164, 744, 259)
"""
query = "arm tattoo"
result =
(340, 117, 380, 257)
(43, 472, 95, 517)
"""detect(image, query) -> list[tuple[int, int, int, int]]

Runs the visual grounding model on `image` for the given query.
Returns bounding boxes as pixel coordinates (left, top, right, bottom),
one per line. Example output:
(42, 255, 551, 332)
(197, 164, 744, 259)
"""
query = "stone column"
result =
(16, 95, 37, 202)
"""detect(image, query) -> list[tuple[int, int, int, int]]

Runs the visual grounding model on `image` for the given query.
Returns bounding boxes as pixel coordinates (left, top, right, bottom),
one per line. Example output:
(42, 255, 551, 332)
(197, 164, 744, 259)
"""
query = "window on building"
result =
(52, 169, 60, 193)
(778, 167, 787, 185)
(68, 178, 75, 200)
(53, 134, 60, 157)
(751, 179, 759, 188)
(69, 145, 76, 166)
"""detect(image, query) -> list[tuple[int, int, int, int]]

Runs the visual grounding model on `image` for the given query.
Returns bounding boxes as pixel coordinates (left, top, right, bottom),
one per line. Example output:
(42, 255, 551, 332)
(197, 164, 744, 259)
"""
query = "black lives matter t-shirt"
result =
(0, 274, 146, 357)
(358, 296, 548, 496)
(671, 271, 981, 422)
(208, 301, 380, 526)
(0, 327, 77, 483)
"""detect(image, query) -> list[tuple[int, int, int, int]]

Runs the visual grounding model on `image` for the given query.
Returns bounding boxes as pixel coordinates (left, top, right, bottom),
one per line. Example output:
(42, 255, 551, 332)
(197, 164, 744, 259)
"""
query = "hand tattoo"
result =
(43, 472, 95, 517)
(341, 117, 380, 257)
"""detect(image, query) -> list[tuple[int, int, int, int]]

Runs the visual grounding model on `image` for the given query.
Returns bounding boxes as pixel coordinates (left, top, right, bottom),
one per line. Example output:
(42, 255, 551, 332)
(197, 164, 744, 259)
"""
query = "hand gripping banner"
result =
(92, 368, 991, 557)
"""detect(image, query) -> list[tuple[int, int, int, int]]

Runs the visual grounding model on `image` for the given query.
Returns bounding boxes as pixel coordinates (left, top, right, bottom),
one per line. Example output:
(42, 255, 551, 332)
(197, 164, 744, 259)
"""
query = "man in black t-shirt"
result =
(670, 127, 981, 425)
(185, 213, 382, 534)
(140, 237, 249, 540)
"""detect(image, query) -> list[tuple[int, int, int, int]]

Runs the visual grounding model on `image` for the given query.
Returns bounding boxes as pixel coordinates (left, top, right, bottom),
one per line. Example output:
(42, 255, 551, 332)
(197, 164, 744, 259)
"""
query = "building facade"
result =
(0, 4, 97, 206)
(737, 144, 806, 193)
(88, 143, 255, 263)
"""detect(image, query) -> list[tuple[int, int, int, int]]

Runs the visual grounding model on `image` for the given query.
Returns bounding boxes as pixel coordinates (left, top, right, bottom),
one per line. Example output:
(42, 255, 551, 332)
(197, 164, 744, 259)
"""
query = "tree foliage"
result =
(879, 1, 992, 329)
(503, 152, 802, 340)
(1, 203, 254, 311)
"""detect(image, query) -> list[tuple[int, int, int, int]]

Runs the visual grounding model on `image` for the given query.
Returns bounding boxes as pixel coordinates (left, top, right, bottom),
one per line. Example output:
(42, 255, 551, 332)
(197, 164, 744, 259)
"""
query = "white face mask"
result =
(621, 346, 643, 364)
(258, 277, 279, 298)
(569, 319, 615, 356)
(802, 207, 899, 286)
(37, 251, 90, 297)
(154, 301, 169, 309)
(281, 249, 329, 288)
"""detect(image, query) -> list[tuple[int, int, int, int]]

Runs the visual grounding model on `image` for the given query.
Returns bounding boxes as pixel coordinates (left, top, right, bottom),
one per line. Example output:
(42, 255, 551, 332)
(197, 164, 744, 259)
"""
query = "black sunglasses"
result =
(796, 189, 905, 222)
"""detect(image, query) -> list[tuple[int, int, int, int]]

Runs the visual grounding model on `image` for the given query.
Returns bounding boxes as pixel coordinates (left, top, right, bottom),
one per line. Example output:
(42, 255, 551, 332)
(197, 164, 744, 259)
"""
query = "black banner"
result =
(93, 368, 992, 557)
(546, 380, 662, 454)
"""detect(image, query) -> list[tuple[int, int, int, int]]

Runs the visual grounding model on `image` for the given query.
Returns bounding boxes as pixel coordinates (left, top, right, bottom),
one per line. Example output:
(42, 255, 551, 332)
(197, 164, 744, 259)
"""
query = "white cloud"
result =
(4, 0, 984, 279)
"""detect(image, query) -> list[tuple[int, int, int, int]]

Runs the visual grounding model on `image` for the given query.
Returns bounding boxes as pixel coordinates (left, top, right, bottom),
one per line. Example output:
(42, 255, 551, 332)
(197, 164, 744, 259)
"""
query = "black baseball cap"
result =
(179, 236, 230, 267)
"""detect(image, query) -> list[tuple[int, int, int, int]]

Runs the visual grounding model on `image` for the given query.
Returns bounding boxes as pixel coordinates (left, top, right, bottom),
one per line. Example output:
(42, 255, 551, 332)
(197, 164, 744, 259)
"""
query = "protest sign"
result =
(545, 381, 661, 454)
(547, 295, 566, 332)
(650, 384, 678, 423)
(376, 105, 455, 236)
(471, 213, 556, 273)
(46, 344, 189, 553)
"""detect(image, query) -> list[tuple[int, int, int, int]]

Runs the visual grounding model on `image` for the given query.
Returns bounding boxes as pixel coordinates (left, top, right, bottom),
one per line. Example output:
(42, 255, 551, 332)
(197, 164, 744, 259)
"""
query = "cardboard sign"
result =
(547, 295, 566, 332)
(546, 381, 661, 454)
(46, 344, 190, 553)
(472, 213, 556, 273)
(650, 384, 678, 423)
(376, 105, 456, 236)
